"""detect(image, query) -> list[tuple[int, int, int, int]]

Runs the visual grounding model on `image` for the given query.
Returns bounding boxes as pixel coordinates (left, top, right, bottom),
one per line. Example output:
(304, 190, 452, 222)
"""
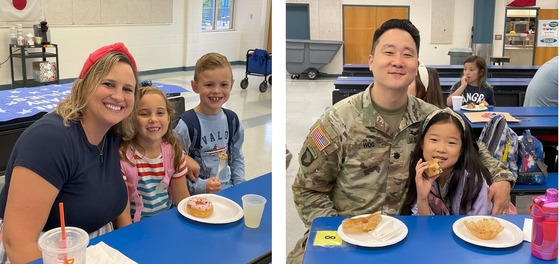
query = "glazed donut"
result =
(218, 152, 228, 160)
(186, 196, 214, 218)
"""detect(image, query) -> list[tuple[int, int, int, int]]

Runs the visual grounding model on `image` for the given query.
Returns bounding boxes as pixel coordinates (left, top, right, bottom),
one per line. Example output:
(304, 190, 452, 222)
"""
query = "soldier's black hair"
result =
(371, 19, 420, 55)
(401, 112, 493, 215)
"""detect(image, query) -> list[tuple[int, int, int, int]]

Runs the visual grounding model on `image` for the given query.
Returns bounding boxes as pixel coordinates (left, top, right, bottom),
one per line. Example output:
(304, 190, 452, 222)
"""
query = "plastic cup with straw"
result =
(38, 202, 89, 263)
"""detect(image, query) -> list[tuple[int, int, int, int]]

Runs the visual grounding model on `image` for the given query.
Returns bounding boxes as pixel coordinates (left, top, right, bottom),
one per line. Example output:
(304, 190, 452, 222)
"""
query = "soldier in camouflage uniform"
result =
(287, 19, 515, 263)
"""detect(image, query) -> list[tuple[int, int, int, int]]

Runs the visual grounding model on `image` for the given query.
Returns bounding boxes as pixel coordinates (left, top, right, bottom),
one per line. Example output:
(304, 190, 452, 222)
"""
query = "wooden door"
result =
(534, 9, 558, 65)
(343, 6, 408, 64)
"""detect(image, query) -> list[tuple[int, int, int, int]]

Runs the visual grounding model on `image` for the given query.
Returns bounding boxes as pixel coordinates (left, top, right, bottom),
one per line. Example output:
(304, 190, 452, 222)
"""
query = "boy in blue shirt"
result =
(174, 52, 245, 195)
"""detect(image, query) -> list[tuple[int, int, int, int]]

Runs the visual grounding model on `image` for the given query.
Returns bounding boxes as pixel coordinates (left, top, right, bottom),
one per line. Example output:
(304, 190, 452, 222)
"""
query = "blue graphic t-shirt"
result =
(449, 83, 495, 105)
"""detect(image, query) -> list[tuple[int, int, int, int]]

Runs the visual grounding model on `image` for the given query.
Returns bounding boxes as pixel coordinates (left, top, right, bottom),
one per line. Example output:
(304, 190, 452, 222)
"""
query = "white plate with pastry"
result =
(178, 194, 243, 224)
(461, 104, 488, 111)
(452, 215, 523, 248)
(337, 214, 408, 247)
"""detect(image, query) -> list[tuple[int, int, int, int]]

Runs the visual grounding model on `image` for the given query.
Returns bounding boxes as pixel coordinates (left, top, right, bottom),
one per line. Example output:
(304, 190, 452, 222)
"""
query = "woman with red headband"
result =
(0, 42, 138, 263)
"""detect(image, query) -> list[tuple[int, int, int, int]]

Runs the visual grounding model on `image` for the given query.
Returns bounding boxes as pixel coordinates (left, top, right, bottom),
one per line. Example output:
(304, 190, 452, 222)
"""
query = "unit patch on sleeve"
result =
(300, 147, 315, 167)
(310, 125, 331, 151)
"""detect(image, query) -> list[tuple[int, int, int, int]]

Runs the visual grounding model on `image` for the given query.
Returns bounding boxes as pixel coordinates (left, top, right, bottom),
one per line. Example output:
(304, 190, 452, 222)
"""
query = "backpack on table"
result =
(478, 113, 519, 179)
(517, 129, 548, 184)
(180, 108, 239, 165)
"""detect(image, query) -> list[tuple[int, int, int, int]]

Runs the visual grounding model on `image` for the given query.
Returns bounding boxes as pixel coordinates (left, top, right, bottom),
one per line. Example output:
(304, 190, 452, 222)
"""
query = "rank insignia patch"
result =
(310, 125, 331, 151)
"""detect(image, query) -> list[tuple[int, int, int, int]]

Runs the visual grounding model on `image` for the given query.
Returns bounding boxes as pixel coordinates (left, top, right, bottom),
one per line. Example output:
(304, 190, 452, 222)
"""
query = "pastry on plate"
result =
(464, 217, 504, 240)
(341, 211, 382, 233)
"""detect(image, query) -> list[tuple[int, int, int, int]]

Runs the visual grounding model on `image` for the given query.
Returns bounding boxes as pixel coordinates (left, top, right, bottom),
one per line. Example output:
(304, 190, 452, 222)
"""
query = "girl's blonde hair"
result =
(55, 52, 140, 141)
(120, 86, 186, 172)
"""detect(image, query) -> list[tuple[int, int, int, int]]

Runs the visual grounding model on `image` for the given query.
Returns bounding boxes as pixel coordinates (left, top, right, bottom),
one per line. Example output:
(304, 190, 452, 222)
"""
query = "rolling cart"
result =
(286, 39, 343, 80)
(240, 49, 272, 92)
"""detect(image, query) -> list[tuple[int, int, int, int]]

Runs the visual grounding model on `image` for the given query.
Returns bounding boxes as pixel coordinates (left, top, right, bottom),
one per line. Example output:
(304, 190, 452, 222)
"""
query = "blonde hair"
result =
(120, 86, 186, 172)
(193, 52, 233, 83)
(55, 52, 140, 140)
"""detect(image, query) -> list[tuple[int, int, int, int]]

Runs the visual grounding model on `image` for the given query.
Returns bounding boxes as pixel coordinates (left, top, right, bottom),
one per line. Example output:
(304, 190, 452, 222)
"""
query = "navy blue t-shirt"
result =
(448, 82, 496, 105)
(0, 113, 127, 233)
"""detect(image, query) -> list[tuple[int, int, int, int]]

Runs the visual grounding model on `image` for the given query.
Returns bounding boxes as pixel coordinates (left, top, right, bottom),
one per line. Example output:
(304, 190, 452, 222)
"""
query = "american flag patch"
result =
(310, 126, 331, 151)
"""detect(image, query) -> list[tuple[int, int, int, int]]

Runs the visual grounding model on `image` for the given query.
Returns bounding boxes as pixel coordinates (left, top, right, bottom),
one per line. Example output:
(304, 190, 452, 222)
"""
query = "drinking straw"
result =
(58, 202, 68, 263)
(59, 202, 66, 241)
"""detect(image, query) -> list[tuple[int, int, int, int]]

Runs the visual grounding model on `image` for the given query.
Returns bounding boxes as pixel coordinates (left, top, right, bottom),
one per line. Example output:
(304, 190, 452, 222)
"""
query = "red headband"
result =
(79, 42, 137, 79)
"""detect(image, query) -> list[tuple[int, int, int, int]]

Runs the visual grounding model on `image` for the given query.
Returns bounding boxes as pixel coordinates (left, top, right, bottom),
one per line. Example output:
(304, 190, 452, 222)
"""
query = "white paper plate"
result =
(461, 105, 488, 111)
(337, 215, 408, 247)
(452, 216, 523, 248)
(178, 194, 243, 224)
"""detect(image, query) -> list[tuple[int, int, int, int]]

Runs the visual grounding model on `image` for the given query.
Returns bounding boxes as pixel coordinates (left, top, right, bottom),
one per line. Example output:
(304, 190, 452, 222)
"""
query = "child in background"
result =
(120, 85, 191, 222)
(407, 62, 446, 109)
(174, 52, 246, 195)
(446, 55, 495, 107)
(402, 108, 501, 215)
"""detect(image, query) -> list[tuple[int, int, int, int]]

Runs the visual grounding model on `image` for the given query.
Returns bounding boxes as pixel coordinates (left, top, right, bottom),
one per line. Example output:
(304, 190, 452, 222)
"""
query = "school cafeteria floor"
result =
(285, 74, 534, 257)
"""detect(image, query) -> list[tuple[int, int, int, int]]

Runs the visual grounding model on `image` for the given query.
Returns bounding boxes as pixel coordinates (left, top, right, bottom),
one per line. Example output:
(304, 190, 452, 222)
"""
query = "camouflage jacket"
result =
(292, 85, 515, 228)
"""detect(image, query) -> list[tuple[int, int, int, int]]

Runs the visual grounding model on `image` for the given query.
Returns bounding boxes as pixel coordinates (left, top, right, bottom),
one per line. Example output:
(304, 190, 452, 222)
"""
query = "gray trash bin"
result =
(286, 39, 344, 80)
(448, 48, 472, 65)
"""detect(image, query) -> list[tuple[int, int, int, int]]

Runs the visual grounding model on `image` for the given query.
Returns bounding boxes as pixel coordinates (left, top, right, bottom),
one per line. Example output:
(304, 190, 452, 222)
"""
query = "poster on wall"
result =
(537, 20, 558, 47)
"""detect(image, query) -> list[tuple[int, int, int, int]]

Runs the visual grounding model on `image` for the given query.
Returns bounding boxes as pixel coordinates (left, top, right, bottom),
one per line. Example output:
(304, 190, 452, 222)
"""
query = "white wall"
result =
(413, 0, 473, 65)
(288, 0, 557, 74)
(0, 0, 271, 86)
(185, 0, 269, 67)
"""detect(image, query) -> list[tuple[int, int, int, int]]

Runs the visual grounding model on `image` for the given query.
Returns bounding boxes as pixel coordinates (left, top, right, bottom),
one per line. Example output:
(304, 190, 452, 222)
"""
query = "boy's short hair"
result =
(194, 52, 233, 83)
(371, 19, 420, 55)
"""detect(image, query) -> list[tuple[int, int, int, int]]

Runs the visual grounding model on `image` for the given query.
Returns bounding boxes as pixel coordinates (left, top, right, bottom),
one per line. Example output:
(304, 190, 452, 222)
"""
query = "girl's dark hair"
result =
(401, 111, 493, 215)
(464, 55, 488, 87)
(415, 67, 446, 108)
(458, 55, 489, 88)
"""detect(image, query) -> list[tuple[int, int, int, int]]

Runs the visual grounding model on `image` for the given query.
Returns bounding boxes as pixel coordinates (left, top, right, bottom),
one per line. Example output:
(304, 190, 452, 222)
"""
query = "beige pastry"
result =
(341, 211, 382, 233)
(464, 218, 504, 240)
(425, 158, 443, 178)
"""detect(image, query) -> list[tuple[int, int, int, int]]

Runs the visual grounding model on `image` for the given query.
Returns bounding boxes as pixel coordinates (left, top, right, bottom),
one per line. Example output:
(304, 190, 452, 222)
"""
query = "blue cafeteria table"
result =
(304, 215, 549, 264)
(33, 173, 272, 263)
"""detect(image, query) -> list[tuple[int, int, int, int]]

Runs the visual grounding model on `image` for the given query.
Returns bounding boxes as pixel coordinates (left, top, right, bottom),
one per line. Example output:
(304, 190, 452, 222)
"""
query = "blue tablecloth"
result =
(0, 82, 188, 122)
